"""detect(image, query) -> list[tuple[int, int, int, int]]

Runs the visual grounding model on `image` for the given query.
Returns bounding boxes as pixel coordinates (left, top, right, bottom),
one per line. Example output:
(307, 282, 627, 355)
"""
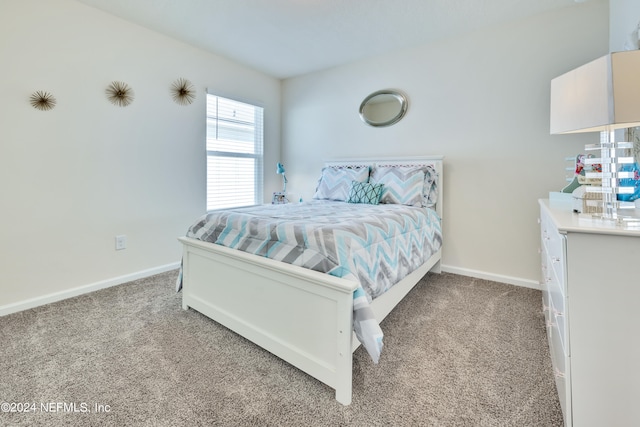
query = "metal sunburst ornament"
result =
(30, 90, 56, 111)
(171, 78, 196, 105)
(106, 81, 134, 107)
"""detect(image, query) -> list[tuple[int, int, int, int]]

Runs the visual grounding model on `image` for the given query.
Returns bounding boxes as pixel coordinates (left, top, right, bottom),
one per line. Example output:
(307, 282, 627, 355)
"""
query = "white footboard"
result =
(179, 237, 359, 404)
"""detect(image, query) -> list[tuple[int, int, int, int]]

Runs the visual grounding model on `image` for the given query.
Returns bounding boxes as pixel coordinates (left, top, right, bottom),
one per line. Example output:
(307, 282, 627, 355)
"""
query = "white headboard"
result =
(324, 156, 444, 220)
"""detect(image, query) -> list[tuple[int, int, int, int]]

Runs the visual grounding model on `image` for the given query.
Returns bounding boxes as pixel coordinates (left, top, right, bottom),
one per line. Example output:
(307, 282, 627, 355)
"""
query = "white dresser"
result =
(539, 199, 640, 427)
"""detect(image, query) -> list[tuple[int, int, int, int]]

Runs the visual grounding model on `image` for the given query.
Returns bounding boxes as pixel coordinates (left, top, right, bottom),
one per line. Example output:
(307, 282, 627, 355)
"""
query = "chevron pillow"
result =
(370, 165, 426, 207)
(347, 181, 384, 205)
(313, 166, 370, 201)
(422, 164, 438, 209)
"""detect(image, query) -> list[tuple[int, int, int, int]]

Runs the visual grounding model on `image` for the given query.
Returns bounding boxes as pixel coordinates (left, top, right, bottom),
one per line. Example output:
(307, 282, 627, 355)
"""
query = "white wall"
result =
(0, 0, 281, 312)
(281, 1, 609, 287)
(610, 0, 640, 51)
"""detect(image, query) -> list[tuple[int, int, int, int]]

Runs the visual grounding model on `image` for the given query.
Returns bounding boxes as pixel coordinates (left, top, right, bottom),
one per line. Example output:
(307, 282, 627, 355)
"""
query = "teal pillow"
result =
(347, 181, 384, 205)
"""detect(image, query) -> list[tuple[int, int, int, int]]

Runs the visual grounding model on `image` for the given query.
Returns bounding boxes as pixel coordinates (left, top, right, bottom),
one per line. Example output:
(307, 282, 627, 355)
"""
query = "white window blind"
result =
(206, 94, 263, 211)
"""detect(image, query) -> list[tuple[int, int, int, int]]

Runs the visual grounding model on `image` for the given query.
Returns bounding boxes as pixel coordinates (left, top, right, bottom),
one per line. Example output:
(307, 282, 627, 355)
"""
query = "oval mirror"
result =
(359, 90, 408, 127)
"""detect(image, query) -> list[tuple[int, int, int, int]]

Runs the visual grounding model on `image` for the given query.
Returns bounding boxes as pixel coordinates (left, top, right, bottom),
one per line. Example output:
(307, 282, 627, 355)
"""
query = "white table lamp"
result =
(550, 50, 640, 220)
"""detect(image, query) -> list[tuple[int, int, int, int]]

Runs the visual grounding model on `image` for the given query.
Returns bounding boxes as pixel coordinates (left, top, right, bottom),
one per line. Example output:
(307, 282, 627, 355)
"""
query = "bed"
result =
(177, 156, 443, 405)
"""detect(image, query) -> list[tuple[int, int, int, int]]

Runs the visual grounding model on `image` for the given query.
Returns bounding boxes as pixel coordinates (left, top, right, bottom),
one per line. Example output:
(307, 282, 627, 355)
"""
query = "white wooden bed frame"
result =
(178, 156, 443, 405)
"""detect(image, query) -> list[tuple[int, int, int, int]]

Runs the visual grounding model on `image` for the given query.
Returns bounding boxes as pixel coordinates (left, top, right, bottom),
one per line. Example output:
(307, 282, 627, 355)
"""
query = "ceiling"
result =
(76, 0, 587, 79)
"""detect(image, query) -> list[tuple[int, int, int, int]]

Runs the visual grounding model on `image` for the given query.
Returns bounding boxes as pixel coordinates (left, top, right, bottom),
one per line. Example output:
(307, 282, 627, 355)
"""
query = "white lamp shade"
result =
(550, 50, 640, 134)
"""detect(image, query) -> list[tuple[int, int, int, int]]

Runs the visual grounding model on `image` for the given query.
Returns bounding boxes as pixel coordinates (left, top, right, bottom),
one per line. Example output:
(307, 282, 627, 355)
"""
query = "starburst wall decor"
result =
(106, 81, 134, 107)
(30, 90, 56, 111)
(171, 78, 196, 105)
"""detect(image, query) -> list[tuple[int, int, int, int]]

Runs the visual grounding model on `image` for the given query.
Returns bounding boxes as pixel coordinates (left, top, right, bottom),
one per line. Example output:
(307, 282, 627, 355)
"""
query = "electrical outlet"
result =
(115, 235, 127, 250)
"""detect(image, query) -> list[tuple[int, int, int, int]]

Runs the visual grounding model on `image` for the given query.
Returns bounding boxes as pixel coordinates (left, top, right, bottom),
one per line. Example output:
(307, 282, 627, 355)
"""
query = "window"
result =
(206, 94, 264, 211)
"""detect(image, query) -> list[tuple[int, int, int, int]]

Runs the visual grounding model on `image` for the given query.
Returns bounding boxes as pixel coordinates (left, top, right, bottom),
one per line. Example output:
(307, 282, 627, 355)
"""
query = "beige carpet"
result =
(0, 270, 562, 426)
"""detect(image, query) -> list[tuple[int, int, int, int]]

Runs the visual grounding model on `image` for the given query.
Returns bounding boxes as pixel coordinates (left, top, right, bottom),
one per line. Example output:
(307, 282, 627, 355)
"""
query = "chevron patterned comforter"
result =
(182, 200, 442, 363)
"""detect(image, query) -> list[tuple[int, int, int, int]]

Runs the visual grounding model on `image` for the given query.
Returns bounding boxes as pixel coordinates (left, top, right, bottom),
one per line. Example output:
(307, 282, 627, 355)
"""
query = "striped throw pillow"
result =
(370, 166, 426, 207)
(313, 166, 370, 201)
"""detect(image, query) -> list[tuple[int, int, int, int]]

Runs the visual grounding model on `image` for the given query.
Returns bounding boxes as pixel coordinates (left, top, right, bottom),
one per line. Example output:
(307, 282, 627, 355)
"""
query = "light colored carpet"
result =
(0, 271, 562, 426)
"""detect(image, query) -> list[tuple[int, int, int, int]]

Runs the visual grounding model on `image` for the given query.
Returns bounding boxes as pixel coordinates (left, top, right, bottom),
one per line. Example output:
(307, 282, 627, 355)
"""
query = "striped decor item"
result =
(313, 166, 370, 201)
(371, 165, 426, 207)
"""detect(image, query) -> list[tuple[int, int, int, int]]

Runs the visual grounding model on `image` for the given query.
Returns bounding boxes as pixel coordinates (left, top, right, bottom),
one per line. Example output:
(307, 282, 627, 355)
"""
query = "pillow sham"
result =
(370, 165, 426, 207)
(313, 166, 370, 201)
(347, 181, 384, 205)
(422, 164, 439, 209)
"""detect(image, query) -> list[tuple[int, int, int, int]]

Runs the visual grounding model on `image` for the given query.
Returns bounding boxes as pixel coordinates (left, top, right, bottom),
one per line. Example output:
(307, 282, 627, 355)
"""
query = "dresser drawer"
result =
(548, 321, 571, 426)
(542, 293, 551, 327)
(540, 250, 551, 312)
(548, 267, 565, 314)
(548, 272, 568, 353)
(541, 211, 562, 249)
(551, 299, 568, 356)
(546, 243, 566, 296)
(541, 218, 566, 285)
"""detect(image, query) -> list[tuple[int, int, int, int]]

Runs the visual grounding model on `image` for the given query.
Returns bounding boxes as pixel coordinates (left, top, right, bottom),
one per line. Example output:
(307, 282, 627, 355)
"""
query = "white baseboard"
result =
(440, 264, 541, 290)
(0, 262, 180, 317)
(1, 262, 538, 317)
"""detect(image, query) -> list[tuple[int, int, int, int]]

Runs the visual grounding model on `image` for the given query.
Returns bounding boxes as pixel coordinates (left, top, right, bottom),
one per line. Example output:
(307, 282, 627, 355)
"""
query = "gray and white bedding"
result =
(178, 200, 442, 363)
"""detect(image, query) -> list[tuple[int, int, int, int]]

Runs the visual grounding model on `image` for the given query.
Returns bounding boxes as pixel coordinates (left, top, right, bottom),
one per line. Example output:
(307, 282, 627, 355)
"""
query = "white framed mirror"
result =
(359, 89, 408, 127)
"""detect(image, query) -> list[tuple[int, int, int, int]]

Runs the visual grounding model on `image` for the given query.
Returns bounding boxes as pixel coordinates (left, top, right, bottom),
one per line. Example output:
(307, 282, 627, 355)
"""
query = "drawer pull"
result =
(553, 309, 565, 317)
(552, 257, 561, 263)
(546, 320, 556, 328)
